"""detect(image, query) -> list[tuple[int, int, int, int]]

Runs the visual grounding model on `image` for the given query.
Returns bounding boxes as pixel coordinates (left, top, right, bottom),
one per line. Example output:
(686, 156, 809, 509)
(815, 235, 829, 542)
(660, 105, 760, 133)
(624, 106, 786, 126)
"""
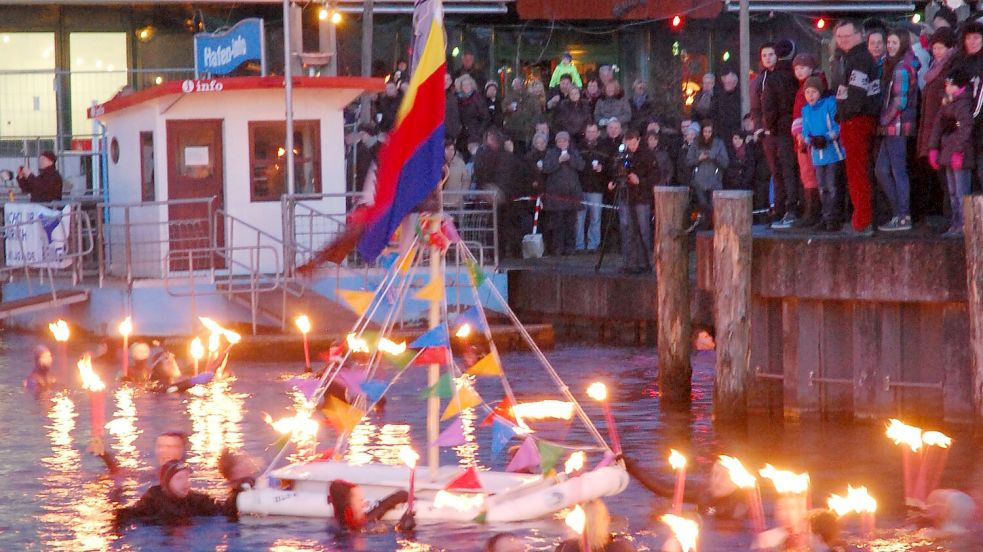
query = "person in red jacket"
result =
(791, 53, 827, 228)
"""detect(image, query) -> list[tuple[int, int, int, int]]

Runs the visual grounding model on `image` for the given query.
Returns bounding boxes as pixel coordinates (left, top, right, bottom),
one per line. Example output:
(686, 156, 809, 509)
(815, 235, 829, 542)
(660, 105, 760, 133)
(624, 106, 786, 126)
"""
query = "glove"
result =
(929, 149, 940, 170)
(809, 136, 828, 150)
(952, 152, 965, 171)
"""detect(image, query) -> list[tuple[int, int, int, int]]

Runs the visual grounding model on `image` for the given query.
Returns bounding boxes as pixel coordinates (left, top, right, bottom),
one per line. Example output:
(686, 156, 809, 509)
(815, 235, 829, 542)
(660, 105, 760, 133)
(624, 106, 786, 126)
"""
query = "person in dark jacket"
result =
(628, 79, 656, 132)
(16, 151, 62, 203)
(373, 81, 401, 133)
(916, 27, 957, 220)
(687, 121, 730, 229)
(553, 87, 593, 141)
(929, 67, 975, 236)
(115, 460, 232, 526)
(474, 128, 528, 258)
(456, 75, 489, 154)
(832, 19, 881, 234)
(609, 129, 654, 274)
(692, 73, 717, 122)
(541, 131, 585, 256)
(444, 73, 462, 144)
(577, 123, 610, 252)
(24, 345, 55, 397)
(711, 69, 742, 141)
(952, 20, 983, 192)
(676, 121, 699, 187)
(645, 131, 674, 187)
(760, 40, 802, 228)
(484, 81, 503, 129)
(741, 115, 773, 211)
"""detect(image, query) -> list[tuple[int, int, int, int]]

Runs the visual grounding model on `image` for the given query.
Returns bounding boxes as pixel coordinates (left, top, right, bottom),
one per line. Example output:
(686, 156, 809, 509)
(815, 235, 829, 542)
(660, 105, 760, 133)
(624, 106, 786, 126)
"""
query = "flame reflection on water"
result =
(186, 379, 245, 488)
(106, 386, 141, 469)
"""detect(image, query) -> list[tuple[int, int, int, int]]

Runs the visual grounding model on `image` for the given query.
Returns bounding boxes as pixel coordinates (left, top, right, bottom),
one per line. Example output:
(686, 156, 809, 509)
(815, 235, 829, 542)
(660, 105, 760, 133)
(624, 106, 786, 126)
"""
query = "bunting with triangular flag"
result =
(379, 251, 399, 269)
(418, 371, 454, 400)
(491, 418, 517, 457)
(285, 377, 320, 402)
(537, 440, 564, 475)
(481, 396, 517, 427)
(465, 259, 486, 287)
(431, 417, 466, 447)
(414, 277, 445, 302)
(385, 349, 418, 370)
(409, 325, 449, 348)
(338, 289, 375, 316)
(441, 218, 462, 243)
(441, 383, 482, 420)
(398, 245, 417, 273)
(465, 353, 503, 377)
(445, 466, 483, 490)
(322, 395, 366, 433)
(359, 379, 388, 402)
(506, 436, 540, 473)
(336, 368, 367, 392)
(412, 346, 449, 366)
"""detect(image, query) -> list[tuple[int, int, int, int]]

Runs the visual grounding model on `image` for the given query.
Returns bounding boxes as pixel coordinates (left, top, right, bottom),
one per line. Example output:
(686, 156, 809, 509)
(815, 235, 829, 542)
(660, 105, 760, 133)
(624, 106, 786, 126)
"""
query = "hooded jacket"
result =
(833, 42, 881, 120)
(801, 95, 846, 166)
(686, 136, 730, 191)
(918, 48, 958, 157)
(930, 89, 976, 169)
(761, 59, 799, 135)
(879, 49, 921, 136)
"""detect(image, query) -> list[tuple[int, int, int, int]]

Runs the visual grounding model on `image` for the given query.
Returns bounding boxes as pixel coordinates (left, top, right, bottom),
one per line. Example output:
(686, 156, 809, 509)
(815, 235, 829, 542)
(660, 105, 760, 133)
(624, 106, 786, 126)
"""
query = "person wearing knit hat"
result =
(15, 150, 63, 203)
(800, 73, 845, 232)
(115, 459, 232, 524)
(804, 76, 827, 94)
(792, 53, 819, 71)
(791, 54, 826, 228)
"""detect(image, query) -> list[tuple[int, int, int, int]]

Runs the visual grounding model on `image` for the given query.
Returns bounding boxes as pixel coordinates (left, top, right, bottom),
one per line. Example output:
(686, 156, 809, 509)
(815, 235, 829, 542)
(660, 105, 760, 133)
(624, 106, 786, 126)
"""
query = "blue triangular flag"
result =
(409, 324, 450, 348)
(453, 307, 488, 334)
(359, 379, 388, 402)
(379, 252, 399, 269)
(491, 418, 517, 457)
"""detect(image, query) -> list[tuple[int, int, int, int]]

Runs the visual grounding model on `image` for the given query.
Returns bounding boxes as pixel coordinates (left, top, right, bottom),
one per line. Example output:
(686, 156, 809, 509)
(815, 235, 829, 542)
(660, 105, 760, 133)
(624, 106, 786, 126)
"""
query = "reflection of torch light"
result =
(565, 504, 589, 552)
(886, 419, 922, 503)
(719, 455, 765, 534)
(565, 451, 586, 475)
(399, 446, 419, 512)
(190, 337, 204, 376)
(49, 319, 70, 381)
(118, 317, 132, 378)
(78, 353, 106, 450)
(660, 514, 699, 552)
(587, 382, 621, 454)
(295, 315, 312, 372)
(670, 449, 687, 514)
(828, 485, 877, 537)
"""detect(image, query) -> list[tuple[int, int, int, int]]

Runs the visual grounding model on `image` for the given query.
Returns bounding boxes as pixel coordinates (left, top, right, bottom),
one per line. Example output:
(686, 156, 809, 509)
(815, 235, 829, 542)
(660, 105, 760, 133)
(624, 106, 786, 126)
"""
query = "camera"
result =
(612, 143, 631, 186)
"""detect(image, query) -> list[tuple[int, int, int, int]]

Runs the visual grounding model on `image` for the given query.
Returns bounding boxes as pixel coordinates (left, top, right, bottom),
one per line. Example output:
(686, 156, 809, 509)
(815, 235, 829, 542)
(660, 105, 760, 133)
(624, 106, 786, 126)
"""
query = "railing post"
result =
(492, 190, 499, 268)
(124, 206, 132, 286)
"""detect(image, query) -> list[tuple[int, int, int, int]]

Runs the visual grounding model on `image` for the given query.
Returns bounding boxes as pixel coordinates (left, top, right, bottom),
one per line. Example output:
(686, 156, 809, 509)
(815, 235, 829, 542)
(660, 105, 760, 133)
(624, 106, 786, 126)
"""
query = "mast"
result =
(426, 211, 442, 477)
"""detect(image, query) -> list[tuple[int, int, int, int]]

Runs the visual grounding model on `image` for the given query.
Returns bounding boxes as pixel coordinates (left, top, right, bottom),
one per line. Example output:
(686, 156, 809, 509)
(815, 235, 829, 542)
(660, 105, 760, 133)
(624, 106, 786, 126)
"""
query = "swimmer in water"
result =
(328, 479, 411, 532)
(115, 460, 234, 526)
(125, 342, 151, 382)
(554, 499, 636, 551)
(150, 350, 182, 390)
(24, 345, 56, 396)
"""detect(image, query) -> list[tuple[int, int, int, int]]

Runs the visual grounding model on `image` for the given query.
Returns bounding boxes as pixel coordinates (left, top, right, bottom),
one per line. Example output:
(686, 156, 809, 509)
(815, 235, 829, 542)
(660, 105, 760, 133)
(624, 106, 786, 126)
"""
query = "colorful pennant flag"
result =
(445, 466, 483, 490)
(322, 395, 366, 433)
(413, 346, 450, 366)
(418, 371, 454, 400)
(410, 325, 449, 348)
(466, 259, 486, 288)
(537, 441, 564, 475)
(285, 377, 320, 402)
(506, 436, 540, 473)
(385, 349, 418, 370)
(441, 218, 462, 243)
(336, 368, 367, 392)
(338, 289, 375, 316)
(359, 379, 388, 402)
(481, 396, 517, 427)
(414, 277, 445, 302)
(595, 450, 616, 470)
(380, 251, 399, 269)
(441, 383, 482, 420)
(491, 418, 517, 457)
(431, 417, 466, 447)
(465, 353, 503, 377)
(399, 245, 417, 273)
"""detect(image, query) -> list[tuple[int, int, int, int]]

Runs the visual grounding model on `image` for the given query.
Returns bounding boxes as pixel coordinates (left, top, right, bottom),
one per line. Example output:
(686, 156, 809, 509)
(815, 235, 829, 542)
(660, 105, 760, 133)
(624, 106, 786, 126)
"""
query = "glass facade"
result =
(69, 32, 127, 136)
(0, 33, 56, 138)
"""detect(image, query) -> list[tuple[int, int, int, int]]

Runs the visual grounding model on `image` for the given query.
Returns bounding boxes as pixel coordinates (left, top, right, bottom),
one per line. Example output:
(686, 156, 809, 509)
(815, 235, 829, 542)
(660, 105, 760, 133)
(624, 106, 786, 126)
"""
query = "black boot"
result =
(793, 188, 820, 229)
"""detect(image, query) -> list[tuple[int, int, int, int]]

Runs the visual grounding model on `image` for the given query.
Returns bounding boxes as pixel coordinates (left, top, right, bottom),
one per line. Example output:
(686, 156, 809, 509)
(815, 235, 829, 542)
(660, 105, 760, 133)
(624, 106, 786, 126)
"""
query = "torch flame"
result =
(669, 449, 687, 470)
(660, 514, 699, 552)
(827, 485, 877, 517)
(564, 451, 586, 474)
(378, 337, 407, 355)
(49, 319, 70, 342)
(886, 419, 923, 452)
(295, 315, 311, 334)
(565, 504, 586, 534)
(190, 337, 204, 360)
(118, 316, 132, 336)
(399, 446, 419, 469)
(77, 354, 105, 392)
(512, 400, 575, 421)
(922, 431, 952, 449)
(718, 455, 757, 489)
(759, 464, 810, 494)
(208, 332, 220, 354)
(455, 323, 472, 338)
(586, 382, 608, 401)
(434, 490, 485, 512)
(264, 412, 319, 440)
(346, 333, 371, 353)
(199, 317, 242, 345)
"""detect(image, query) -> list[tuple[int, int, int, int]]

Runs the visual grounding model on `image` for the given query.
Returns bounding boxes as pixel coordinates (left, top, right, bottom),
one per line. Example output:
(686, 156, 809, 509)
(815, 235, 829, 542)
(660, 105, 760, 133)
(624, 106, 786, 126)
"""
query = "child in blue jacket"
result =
(800, 76, 846, 232)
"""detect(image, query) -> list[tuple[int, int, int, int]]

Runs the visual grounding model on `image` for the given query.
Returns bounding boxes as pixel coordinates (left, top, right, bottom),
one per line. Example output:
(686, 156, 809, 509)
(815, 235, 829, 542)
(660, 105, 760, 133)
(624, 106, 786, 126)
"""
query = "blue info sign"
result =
(194, 18, 266, 77)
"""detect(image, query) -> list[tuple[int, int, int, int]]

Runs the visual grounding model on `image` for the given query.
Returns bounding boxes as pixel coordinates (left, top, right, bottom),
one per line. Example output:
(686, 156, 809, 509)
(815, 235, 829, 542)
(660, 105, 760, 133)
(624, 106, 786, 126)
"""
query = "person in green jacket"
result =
(549, 52, 583, 88)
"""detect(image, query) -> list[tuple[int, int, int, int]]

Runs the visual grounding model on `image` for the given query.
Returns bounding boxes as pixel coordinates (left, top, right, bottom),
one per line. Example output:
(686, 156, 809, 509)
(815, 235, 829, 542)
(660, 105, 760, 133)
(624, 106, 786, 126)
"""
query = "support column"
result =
(360, 0, 375, 123)
(963, 196, 983, 419)
(739, 0, 750, 116)
(712, 190, 753, 423)
(653, 186, 691, 407)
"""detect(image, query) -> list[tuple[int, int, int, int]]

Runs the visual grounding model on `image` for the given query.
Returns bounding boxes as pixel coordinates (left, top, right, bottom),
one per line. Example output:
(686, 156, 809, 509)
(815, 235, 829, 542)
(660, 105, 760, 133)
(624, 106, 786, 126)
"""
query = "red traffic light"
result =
(816, 17, 827, 30)
(671, 15, 683, 29)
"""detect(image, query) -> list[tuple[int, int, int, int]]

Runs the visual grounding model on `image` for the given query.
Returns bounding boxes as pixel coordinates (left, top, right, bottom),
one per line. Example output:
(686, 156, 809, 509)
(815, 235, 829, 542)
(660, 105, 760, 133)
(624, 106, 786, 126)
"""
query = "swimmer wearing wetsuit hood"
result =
(115, 460, 234, 525)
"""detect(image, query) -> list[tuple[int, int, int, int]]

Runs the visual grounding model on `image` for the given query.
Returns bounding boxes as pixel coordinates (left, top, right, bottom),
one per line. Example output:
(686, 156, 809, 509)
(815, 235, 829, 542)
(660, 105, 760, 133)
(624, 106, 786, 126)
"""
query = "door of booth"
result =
(166, 119, 225, 271)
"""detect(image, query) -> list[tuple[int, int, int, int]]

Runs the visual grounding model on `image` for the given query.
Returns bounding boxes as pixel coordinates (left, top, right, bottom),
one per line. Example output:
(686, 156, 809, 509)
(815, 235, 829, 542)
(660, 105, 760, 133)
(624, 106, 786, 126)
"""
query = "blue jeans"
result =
(946, 167, 971, 229)
(576, 192, 603, 250)
(618, 202, 651, 270)
(875, 135, 911, 218)
(814, 162, 841, 224)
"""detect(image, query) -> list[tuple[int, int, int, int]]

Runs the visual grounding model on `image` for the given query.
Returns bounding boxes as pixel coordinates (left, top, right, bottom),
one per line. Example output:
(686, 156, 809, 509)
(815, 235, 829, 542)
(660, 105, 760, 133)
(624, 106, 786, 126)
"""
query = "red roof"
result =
(88, 75, 386, 119)
(517, 0, 722, 20)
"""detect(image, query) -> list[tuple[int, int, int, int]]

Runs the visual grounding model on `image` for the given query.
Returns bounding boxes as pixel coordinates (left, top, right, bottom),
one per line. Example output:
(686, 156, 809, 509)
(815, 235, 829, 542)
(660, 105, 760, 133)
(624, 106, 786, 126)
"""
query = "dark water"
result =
(1, 334, 981, 551)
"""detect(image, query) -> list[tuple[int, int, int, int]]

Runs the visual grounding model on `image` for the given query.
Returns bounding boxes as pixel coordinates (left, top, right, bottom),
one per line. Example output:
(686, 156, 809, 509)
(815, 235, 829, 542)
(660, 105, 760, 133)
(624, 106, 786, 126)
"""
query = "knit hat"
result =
(947, 66, 972, 87)
(804, 76, 827, 94)
(159, 460, 190, 496)
(792, 53, 819, 70)
(40, 151, 56, 164)
(562, 51, 572, 61)
(775, 39, 797, 60)
(484, 80, 498, 91)
(932, 26, 958, 48)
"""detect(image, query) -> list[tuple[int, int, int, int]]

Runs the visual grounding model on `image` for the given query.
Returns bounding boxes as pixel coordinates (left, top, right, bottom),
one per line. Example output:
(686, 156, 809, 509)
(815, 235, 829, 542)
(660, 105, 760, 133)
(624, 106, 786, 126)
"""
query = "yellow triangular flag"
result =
(323, 395, 366, 433)
(414, 277, 445, 302)
(338, 289, 375, 316)
(441, 383, 482, 420)
(465, 352, 503, 377)
(399, 245, 417, 273)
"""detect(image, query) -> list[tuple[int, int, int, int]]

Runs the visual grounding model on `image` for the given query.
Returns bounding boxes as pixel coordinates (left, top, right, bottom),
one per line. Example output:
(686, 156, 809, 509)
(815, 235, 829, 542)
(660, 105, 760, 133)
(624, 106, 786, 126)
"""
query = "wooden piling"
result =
(963, 196, 983, 419)
(654, 186, 692, 406)
(712, 190, 753, 422)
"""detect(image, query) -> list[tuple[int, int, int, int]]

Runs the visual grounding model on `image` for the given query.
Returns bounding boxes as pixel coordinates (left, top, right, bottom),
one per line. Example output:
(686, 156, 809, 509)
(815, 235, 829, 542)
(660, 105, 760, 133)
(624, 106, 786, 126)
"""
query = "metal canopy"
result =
(725, 1, 916, 12)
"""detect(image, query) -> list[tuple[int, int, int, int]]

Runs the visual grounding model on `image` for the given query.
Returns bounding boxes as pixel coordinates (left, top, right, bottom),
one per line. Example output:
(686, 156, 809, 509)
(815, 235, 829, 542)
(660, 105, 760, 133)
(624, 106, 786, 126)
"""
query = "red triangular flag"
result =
(481, 396, 517, 427)
(413, 346, 450, 365)
(445, 466, 483, 490)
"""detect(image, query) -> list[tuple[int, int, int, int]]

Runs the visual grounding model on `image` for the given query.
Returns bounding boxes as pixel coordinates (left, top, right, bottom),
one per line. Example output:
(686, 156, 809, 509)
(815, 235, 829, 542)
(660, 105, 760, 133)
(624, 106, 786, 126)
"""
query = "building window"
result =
(70, 33, 128, 137)
(140, 132, 154, 201)
(0, 33, 56, 138)
(248, 120, 321, 202)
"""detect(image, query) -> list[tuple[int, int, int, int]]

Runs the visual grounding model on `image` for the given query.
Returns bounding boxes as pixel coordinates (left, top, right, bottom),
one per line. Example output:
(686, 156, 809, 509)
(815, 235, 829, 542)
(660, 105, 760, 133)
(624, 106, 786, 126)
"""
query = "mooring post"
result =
(712, 190, 753, 422)
(963, 196, 983, 419)
(654, 186, 692, 406)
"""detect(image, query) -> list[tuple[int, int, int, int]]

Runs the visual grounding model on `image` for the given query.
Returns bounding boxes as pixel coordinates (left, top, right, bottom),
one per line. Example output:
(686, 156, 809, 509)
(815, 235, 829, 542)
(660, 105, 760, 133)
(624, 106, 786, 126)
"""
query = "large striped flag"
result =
(300, 0, 446, 268)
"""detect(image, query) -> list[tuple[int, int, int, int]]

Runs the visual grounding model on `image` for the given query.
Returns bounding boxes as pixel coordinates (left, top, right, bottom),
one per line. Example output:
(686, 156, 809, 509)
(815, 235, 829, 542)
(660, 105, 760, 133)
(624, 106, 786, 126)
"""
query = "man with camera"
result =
(608, 129, 654, 274)
(16, 151, 63, 203)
